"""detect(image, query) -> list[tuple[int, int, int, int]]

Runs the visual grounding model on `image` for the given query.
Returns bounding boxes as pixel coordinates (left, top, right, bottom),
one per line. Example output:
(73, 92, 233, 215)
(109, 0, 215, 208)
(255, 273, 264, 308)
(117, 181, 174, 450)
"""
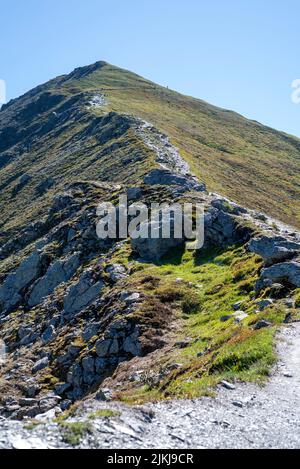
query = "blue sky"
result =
(1, 0, 300, 136)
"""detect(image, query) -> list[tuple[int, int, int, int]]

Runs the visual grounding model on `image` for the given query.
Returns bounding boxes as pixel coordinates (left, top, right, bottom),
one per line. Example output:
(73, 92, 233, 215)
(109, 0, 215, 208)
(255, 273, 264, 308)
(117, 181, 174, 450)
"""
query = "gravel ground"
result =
(0, 323, 299, 449)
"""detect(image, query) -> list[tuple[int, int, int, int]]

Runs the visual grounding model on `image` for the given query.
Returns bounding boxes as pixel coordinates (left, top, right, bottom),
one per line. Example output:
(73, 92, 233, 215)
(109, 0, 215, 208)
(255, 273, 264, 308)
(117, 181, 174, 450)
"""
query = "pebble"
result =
(221, 381, 236, 390)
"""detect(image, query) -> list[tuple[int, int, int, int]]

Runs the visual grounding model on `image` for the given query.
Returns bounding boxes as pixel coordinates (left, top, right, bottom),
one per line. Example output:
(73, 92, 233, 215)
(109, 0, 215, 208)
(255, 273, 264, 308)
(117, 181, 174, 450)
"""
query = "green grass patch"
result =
(88, 409, 120, 420)
(60, 421, 92, 447)
(119, 244, 282, 402)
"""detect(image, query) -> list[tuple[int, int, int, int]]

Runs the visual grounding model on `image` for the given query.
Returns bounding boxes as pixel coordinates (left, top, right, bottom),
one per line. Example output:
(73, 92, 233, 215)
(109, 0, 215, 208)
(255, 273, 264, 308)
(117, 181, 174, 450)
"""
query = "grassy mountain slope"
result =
(64, 62, 300, 227)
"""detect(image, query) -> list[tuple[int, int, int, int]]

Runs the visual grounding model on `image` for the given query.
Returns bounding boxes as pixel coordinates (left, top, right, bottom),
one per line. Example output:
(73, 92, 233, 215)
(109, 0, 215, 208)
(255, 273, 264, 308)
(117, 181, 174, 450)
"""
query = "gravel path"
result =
(0, 323, 299, 449)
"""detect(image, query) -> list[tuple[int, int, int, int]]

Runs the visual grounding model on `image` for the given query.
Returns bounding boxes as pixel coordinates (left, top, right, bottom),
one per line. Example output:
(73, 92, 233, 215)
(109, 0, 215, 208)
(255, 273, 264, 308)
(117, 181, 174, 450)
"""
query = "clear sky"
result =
(1, 0, 300, 137)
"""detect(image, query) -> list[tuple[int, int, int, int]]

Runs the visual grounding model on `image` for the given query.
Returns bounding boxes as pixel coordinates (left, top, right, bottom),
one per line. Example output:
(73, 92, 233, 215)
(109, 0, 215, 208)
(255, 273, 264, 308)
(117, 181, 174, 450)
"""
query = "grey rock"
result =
(232, 401, 244, 408)
(39, 396, 61, 414)
(95, 358, 106, 374)
(256, 261, 300, 291)
(109, 339, 119, 355)
(211, 198, 248, 215)
(284, 298, 295, 309)
(54, 383, 71, 395)
(204, 206, 252, 248)
(67, 363, 83, 388)
(127, 187, 142, 201)
(256, 299, 273, 311)
(42, 325, 56, 344)
(82, 323, 101, 342)
(82, 356, 95, 372)
(131, 211, 185, 262)
(233, 301, 246, 311)
(19, 398, 38, 408)
(121, 292, 141, 304)
(95, 387, 112, 401)
(15, 405, 41, 420)
(28, 253, 80, 307)
(64, 270, 104, 316)
(248, 236, 300, 266)
(0, 250, 41, 312)
(234, 312, 248, 323)
(24, 384, 40, 398)
(144, 169, 205, 192)
(220, 315, 233, 322)
(32, 357, 49, 373)
(123, 331, 141, 357)
(18, 325, 33, 341)
(96, 339, 112, 358)
(106, 264, 127, 283)
(221, 381, 236, 390)
(60, 400, 72, 411)
(82, 356, 95, 385)
(20, 332, 39, 346)
(254, 320, 272, 330)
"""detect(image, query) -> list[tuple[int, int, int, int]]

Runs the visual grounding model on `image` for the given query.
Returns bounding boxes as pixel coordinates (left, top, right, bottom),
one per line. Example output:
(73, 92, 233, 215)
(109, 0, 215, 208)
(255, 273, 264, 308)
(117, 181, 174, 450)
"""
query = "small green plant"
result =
(181, 291, 201, 314)
(88, 409, 120, 420)
(60, 421, 92, 447)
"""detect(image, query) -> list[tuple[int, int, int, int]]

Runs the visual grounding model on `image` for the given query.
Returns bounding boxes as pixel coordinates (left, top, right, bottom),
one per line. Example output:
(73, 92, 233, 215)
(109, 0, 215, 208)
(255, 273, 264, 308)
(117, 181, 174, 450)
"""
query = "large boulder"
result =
(131, 214, 185, 262)
(248, 235, 300, 266)
(204, 207, 252, 247)
(144, 169, 206, 192)
(256, 260, 300, 291)
(28, 253, 80, 307)
(105, 264, 127, 283)
(0, 250, 41, 312)
(64, 270, 105, 316)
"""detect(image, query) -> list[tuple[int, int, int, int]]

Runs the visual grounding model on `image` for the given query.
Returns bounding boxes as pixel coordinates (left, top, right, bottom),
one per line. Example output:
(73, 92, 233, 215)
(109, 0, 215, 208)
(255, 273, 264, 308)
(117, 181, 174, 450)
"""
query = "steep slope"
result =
(0, 62, 300, 431)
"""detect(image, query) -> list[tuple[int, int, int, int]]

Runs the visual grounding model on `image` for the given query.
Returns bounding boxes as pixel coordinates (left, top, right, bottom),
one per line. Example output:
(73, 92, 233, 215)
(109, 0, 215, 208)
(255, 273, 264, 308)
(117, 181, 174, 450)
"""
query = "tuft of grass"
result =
(88, 409, 120, 420)
(60, 421, 92, 447)
(181, 291, 202, 315)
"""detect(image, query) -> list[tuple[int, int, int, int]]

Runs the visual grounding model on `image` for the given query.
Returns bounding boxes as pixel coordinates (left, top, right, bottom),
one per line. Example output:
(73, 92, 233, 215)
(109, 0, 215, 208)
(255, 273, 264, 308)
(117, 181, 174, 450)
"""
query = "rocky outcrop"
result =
(256, 260, 300, 291)
(249, 235, 300, 266)
(131, 213, 185, 262)
(28, 253, 80, 307)
(144, 169, 205, 192)
(63, 270, 105, 317)
(204, 204, 253, 248)
(0, 250, 42, 313)
(65, 320, 141, 399)
(105, 264, 127, 283)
